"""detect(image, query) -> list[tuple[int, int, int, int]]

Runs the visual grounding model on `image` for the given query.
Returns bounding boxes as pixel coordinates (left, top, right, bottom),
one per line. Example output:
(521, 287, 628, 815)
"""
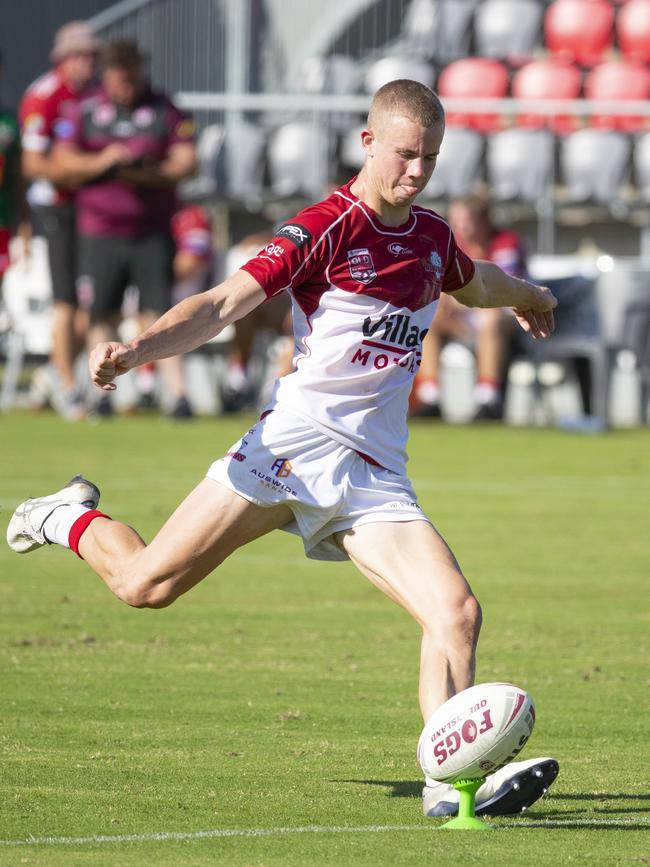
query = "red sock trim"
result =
(477, 377, 500, 388)
(69, 510, 111, 559)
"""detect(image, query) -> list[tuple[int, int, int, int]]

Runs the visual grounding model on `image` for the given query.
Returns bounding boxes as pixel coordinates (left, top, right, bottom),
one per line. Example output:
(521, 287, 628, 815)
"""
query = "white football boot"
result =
(6, 475, 101, 553)
(423, 757, 559, 817)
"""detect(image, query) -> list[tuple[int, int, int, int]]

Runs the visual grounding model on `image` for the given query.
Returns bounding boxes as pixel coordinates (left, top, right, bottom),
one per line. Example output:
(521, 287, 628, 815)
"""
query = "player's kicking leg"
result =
(7, 475, 293, 607)
(335, 519, 559, 817)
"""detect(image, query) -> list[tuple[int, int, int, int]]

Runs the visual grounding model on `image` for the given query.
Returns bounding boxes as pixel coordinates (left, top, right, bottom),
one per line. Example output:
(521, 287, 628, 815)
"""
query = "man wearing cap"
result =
(19, 21, 110, 419)
(51, 39, 198, 418)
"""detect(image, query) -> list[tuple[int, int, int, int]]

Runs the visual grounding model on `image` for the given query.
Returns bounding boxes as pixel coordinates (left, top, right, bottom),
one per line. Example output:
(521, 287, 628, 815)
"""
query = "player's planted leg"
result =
(335, 519, 559, 817)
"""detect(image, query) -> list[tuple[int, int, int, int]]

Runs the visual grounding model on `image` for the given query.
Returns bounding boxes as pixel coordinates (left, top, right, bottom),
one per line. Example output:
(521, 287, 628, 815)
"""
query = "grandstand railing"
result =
(177, 94, 650, 116)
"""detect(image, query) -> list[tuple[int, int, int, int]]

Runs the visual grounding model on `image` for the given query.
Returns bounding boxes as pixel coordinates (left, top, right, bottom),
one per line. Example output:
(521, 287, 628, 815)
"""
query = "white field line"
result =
(1, 817, 648, 847)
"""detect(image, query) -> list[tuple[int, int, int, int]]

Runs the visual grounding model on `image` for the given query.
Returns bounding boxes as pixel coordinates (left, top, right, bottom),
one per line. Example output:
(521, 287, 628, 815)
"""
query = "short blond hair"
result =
(368, 79, 445, 133)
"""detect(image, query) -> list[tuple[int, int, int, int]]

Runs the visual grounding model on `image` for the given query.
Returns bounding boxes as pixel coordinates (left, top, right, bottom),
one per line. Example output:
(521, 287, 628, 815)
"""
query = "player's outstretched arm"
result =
(452, 260, 557, 339)
(89, 270, 267, 391)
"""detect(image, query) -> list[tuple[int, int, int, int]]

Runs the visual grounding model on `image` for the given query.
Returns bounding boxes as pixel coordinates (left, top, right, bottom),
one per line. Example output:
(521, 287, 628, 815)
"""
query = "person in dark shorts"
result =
(51, 39, 197, 417)
(19, 22, 102, 418)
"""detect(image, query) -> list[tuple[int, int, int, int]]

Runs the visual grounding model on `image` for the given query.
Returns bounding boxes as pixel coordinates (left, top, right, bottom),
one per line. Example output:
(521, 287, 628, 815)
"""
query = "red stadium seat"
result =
(617, 0, 650, 64)
(585, 60, 650, 131)
(545, 0, 614, 67)
(437, 57, 509, 133)
(512, 58, 582, 134)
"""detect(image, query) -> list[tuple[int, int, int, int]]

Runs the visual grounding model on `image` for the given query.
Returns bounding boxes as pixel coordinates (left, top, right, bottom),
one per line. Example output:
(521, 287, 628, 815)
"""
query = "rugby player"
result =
(7, 79, 559, 817)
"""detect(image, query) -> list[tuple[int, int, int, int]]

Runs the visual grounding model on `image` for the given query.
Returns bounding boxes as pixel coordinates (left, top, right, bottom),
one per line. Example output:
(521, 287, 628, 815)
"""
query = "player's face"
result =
(364, 115, 444, 207)
(102, 65, 145, 107)
(61, 51, 97, 89)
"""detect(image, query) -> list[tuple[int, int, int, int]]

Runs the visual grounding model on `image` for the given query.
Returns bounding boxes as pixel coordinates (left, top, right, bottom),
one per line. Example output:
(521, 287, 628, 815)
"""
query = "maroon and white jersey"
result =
(241, 180, 475, 473)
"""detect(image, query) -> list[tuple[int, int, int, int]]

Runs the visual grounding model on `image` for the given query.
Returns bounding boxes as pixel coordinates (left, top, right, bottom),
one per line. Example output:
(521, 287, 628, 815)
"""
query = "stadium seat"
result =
(219, 121, 266, 202)
(585, 60, 650, 132)
(486, 128, 555, 202)
(511, 58, 582, 134)
(474, 0, 543, 64)
(560, 128, 631, 205)
(437, 57, 509, 133)
(633, 133, 650, 200)
(402, 0, 479, 63)
(301, 54, 362, 95)
(268, 121, 328, 197)
(179, 123, 224, 200)
(422, 127, 484, 199)
(544, 0, 614, 66)
(0, 237, 52, 411)
(339, 123, 366, 172)
(617, 0, 650, 63)
(595, 263, 650, 424)
(301, 55, 363, 133)
(364, 56, 435, 94)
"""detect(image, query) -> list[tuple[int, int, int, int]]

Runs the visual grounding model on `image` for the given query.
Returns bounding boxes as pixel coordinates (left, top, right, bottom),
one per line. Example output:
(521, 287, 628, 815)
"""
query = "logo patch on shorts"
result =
(272, 458, 292, 478)
(226, 451, 246, 462)
(276, 224, 312, 248)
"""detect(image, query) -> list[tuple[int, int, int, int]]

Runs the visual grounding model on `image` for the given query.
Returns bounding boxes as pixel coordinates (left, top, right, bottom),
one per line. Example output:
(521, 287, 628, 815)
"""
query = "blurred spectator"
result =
(171, 203, 215, 304)
(413, 195, 529, 421)
(134, 203, 216, 417)
(0, 50, 30, 280)
(19, 21, 100, 419)
(222, 228, 293, 410)
(51, 39, 198, 418)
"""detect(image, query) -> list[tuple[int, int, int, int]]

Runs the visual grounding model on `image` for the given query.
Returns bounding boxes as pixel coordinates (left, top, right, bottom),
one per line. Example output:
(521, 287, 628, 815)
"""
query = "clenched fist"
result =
(89, 342, 139, 391)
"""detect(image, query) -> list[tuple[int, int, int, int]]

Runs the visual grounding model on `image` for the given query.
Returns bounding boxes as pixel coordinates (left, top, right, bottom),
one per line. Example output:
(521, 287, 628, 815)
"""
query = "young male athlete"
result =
(7, 80, 559, 818)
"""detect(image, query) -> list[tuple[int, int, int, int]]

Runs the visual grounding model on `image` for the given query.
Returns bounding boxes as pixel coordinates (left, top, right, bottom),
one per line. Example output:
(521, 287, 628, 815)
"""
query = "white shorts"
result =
(206, 409, 431, 561)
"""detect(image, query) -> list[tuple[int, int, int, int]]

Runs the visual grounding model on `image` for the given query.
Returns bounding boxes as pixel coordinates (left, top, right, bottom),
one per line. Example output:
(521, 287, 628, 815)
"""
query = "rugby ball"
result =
(417, 682, 535, 783)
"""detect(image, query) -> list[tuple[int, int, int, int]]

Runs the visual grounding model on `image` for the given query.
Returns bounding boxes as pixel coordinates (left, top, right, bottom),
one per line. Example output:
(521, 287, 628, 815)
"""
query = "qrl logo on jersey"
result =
(347, 248, 376, 284)
(272, 458, 292, 478)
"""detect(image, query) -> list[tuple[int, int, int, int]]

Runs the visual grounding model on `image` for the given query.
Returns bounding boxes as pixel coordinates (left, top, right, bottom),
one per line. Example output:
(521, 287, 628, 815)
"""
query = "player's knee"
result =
(463, 594, 482, 645)
(116, 574, 178, 609)
(440, 593, 482, 648)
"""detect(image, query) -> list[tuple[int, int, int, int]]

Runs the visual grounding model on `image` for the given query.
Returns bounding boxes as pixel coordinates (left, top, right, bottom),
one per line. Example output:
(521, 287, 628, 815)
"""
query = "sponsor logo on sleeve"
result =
(175, 118, 196, 139)
(347, 247, 376, 284)
(23, 113, 44, 133)
(276, 223, 312, 248)
(53, 118, 75, 140)
(264, 243, 284, 257)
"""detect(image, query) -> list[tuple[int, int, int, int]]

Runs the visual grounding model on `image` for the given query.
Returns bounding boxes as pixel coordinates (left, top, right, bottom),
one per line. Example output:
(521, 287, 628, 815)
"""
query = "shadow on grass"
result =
(336, 782, 650, 828)
(556, 792, 650, 801)
(336, 780, 426, 798)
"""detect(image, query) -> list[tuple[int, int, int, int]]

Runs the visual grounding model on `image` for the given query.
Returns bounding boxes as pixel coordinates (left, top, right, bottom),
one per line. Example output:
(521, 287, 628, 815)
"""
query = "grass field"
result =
(0, 412, 648, 866)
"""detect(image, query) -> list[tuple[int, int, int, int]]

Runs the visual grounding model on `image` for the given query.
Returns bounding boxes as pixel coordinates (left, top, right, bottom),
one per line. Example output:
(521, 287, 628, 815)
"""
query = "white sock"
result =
(425, 776, 447, 789)
(474, 382, 500, 405)
(416, 380, 440, 405)
(42, 503, 91, 548)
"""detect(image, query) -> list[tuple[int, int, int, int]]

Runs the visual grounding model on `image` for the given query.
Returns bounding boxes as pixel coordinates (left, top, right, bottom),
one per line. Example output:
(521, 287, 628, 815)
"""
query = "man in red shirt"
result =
(8, 80, 559, 819)
(19, 21, 105, 419)
(413, 195, 529, 421)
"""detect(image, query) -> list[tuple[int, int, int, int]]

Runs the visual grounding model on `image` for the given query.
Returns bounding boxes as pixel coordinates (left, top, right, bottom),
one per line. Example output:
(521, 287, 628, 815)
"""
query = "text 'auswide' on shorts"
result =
(206, 409, 431, 561)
